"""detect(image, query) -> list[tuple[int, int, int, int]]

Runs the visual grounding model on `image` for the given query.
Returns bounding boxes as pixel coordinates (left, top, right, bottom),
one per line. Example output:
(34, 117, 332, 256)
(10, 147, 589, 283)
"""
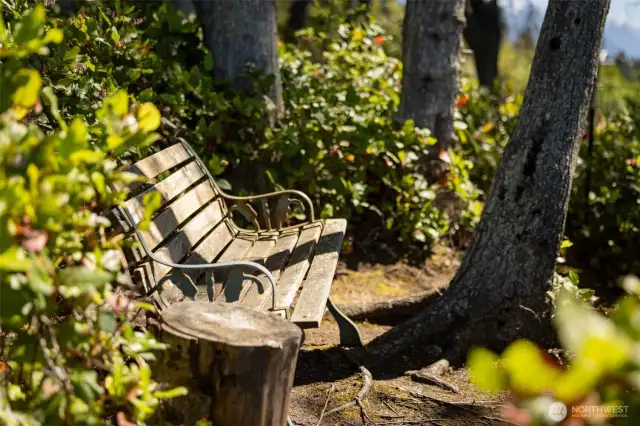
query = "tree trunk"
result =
(463, 0, 502, 88)
(151, 301, 302, 426)
(397, 0, 466, 149)
(167, 0, 196, 16)
(194, 0, 283, 116)
(285, 0, 311, 43)
(367, 0, 610, 364)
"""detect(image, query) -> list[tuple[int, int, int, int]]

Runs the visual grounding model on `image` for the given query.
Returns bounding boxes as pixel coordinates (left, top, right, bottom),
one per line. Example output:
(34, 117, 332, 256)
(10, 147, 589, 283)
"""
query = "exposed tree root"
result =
(323, 365, 372, 423)
(405, 370, 460, 394)
(335, 290, 440, 324)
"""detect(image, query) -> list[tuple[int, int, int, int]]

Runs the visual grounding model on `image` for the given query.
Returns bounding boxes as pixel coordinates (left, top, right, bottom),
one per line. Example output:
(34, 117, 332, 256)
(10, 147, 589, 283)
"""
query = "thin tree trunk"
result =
(463, 0, 502, 88)
(194, 0, 283, 116)
(367, 0, 610, 363)
(285, 0, 311, 43)
(397, 0, 466, 149)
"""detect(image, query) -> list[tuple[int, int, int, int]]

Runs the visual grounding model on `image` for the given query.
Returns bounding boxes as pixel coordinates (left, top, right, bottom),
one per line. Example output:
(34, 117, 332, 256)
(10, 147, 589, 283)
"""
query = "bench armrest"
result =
(121, 207, 282, 312)
(222, 189, 315, 231)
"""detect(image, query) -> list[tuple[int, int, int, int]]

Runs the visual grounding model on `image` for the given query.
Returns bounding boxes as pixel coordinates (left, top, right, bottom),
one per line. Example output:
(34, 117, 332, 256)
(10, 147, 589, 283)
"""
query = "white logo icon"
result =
(548, 401, 568, 422)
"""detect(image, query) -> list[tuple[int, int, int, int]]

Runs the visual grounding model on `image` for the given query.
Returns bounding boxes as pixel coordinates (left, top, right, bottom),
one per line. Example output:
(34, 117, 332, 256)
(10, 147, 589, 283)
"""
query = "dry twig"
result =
(316, 384, 335, 426)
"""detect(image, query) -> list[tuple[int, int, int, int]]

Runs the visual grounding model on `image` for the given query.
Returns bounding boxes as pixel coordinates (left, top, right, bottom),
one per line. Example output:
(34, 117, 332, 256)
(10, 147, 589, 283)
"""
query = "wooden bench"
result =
(112, 130, 362, 347)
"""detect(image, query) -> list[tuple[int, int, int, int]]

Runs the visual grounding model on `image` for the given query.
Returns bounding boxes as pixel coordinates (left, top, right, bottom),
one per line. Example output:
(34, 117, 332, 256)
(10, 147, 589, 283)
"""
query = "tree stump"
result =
(150, 301, 302, 426)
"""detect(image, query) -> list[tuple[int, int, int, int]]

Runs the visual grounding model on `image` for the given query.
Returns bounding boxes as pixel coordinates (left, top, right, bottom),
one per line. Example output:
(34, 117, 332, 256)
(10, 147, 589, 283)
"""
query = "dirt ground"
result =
(289, 245, 510, 426)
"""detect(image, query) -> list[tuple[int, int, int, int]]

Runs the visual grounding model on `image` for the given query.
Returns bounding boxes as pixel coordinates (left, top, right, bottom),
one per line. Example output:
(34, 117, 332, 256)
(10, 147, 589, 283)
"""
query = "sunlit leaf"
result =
(467, 347, 505, 392)
(136, 102, 161, 132)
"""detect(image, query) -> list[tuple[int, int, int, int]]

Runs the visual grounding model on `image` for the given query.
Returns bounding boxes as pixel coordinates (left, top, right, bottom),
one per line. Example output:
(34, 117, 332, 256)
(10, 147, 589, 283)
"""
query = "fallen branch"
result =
(334, 291, 440, 324)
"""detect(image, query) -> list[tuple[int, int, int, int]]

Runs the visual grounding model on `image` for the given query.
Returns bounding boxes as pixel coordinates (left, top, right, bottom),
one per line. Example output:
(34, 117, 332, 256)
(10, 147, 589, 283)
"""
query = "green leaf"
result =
(467, 347, 505, 392)
(102, 90, 129, 118)
(59, 267, 113, 288)
(70, 370, 103, 403)
(63, 46, 80, 62)
(153, 387, 189, 399)
(136, 102, 161, 132)
(43, 28, 63, 44)
(98, 311, 117, 333)
(502, 340, 559, 395)
(0, 247, 32, 271)
(204, 53, 214, 72)
(41, 86, 65, 129)
(13, 5, 46, 45)
(110, 27, 120, 43)
(138, 191, 162, 231)
(69, 149, 105, 164)
(560, 239, 573, 249)
(12, 69, 42, 109)
(60, 118, 88, 157)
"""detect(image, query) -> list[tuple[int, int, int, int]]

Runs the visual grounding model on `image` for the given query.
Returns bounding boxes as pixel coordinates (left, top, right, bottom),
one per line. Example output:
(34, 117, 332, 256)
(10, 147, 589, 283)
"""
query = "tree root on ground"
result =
(317, 348, 373, 425)
(321, 365, 372, 423)
(334, 290, 439, 324)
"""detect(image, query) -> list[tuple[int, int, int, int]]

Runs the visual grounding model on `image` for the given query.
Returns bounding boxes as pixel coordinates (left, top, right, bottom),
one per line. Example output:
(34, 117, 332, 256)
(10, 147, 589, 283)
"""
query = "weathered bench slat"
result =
(290, 219, 347, 328)
(124, 143, 193, 192)
(124, 161, 205, 225)
(217, 235, 278, 304)
(176, 215, 235, 285)
(199, 233, 258, 301)
(131, 181, 219, 260)
(271, 222, 323, 310)
(135, 198, 225, 285)
(243, 230, 300, 309)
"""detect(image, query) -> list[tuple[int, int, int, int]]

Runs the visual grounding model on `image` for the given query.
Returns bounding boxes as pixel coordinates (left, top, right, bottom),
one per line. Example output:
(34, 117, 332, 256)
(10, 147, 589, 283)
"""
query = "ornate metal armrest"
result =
(121, 207, 284, 313)
(224, 189, 315, 231)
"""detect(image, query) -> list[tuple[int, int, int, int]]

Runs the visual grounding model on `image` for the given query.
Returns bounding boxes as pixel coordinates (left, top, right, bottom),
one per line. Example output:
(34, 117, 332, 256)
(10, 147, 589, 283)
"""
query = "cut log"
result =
(150, 301, 302, 426)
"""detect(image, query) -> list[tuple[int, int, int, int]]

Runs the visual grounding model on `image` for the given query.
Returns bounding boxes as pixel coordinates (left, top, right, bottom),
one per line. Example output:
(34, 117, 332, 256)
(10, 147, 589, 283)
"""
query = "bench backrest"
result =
(113, 140, 242, 306)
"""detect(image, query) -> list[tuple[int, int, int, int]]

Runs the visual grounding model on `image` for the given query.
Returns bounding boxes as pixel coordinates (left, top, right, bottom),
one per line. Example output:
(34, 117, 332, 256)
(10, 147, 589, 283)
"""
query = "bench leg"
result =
(327, 297, 363, 347)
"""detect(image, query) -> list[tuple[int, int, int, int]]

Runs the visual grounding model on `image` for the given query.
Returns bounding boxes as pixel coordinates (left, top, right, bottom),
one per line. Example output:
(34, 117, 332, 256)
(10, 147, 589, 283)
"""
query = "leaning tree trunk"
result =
(368, 0, 610, 363)
(463, 0, 502, 88)
(397, 0, 466, 150)
(194, 0, 283, 116)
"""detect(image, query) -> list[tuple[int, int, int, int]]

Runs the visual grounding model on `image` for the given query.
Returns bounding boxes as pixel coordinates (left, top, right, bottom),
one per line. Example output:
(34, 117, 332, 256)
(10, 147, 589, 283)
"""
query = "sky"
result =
(501, 0, 640, 29)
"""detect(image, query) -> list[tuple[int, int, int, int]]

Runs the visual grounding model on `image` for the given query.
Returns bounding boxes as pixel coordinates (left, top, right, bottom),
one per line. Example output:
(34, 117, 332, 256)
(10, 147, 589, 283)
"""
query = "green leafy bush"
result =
(32, 1, 482, 260)
(0, 5, 182, 424)
(567, 104, 640, 282)
(455, 78, 640, 283)
(468, 277, 640, 425)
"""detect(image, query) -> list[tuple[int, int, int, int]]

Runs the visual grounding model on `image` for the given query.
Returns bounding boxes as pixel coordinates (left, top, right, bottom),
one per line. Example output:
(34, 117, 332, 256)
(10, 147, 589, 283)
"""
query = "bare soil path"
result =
(289, 245, 510, 426)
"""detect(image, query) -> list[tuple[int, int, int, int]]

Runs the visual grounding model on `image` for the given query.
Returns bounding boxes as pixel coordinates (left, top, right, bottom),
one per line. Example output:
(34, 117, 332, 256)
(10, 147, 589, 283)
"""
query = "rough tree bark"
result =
(368, 0, 610, 363)
(194, 0, 283, 115)
(397, 0, 466, 149)
(463, 0, 502, 88)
